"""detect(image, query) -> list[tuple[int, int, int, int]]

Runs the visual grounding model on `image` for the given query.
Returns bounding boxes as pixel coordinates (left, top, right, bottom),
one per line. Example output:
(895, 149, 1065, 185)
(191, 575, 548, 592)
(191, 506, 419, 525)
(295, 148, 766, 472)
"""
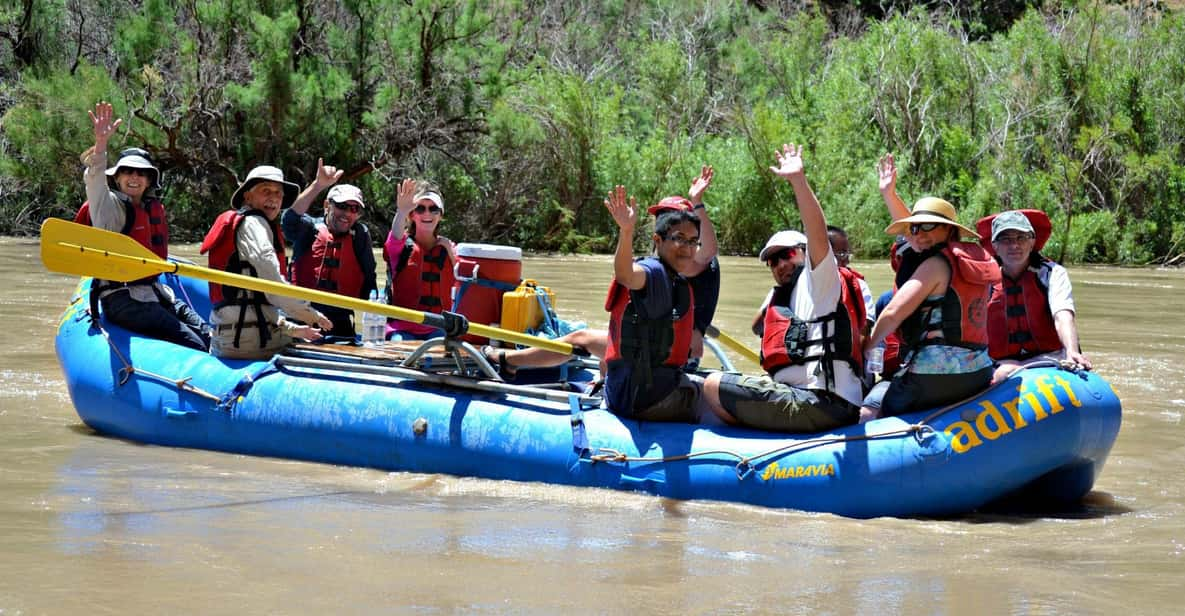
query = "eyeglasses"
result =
(993, 233, 1034, 245)
(764, 248, 796, 266)
(663, 234, 701, 248)
(909, 222, 943, 234)
(833, 250, 851, 260)
(414, 204, 442, 215)
(332, 201, 362, 214)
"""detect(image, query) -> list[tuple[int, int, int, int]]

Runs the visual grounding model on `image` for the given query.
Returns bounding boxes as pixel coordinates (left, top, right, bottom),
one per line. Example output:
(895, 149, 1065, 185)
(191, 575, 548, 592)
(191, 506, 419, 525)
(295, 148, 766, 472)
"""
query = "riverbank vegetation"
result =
(2, 1, 1183, 263)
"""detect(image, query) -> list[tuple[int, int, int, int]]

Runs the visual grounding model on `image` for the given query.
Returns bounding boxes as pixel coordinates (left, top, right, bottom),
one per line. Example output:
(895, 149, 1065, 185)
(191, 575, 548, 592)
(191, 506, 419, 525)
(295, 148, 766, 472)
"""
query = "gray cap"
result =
(991, 210, 1036, 242)
(758, 230, 808, 261)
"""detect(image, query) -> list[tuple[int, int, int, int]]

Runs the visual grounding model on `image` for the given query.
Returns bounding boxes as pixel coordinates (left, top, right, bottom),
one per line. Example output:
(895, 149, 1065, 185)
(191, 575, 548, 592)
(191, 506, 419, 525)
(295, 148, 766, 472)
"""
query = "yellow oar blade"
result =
(706, 325, 761, 365)
(41, 217, 172, 281)
(40, 218, 575, 355)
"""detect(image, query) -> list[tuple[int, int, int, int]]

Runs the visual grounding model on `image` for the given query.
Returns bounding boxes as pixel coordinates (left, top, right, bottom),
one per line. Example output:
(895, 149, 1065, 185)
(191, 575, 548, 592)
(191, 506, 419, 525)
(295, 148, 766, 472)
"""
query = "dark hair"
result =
(827, 225, 847, 238)
(654, 209, 700, 237)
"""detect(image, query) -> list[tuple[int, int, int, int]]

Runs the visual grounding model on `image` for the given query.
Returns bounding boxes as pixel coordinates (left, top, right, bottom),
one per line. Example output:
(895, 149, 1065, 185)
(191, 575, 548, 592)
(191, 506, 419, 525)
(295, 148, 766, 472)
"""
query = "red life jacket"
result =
(290, 222, 366, 299)
(759, 266, 866, 388)
(602, 263, 695, 414)
(384, 236, 455, 334)
(894, 241, 1000, 352)
(75, 197, 169, 260)
(987, 256, 1062, 360)
(199, 208, 288, 349)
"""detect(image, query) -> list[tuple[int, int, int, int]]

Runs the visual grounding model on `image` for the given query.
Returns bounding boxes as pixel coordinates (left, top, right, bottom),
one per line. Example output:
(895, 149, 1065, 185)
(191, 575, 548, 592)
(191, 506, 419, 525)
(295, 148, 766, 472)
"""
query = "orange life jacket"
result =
(894, 241, 1000, 352)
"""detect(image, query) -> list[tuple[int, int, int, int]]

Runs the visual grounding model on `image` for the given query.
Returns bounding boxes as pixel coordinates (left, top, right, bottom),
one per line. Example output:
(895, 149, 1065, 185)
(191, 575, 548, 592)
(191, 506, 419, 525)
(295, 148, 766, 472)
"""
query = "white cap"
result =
(758, 230, 808, 261)
(416, 191, 444, 213)
(327, 184, 365, 209)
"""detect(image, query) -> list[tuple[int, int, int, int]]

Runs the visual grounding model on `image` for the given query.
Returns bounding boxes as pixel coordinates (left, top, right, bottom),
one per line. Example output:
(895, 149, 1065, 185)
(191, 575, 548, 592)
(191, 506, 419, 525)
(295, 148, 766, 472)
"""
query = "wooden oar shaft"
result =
(42, 219, 575, 355)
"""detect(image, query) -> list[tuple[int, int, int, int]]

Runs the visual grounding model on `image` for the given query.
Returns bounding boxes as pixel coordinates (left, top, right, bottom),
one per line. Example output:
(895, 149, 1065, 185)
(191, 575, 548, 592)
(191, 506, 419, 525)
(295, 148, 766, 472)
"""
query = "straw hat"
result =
(231, 166, 299, 209)
(884, 197, 979, 239)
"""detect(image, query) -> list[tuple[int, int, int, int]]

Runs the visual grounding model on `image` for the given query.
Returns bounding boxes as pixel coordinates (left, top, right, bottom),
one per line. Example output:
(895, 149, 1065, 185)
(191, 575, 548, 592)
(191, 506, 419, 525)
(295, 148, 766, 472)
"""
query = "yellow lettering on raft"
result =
(1034, 374, 1065, 415)
(1054, 375, 1084, 408)
(946, 420, 984, 453)
(1002, 397, 1028, 429)
(974, 401, 1012, 440)
(760, 462, 835, 481)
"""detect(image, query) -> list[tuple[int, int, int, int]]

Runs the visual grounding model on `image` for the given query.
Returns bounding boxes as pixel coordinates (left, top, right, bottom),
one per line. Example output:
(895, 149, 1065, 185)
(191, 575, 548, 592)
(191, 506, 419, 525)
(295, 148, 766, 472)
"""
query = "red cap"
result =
(647, 196, 693, 216)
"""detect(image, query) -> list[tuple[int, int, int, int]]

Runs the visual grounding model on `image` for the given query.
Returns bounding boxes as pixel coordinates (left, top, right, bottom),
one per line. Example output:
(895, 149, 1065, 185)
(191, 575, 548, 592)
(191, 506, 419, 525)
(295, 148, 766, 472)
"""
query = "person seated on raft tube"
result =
(642, 165, 721, 373)
(481, 165, 723, 379)
(78, 101, 211, 351)
(485, 186, 703, 422)
(698, 143, 867, 433)
(857, 153, 1001, 424)
(383, 179, 458, 341)
(281, 159, 378, 339)
(201, 166, 334, 359)
(828, 224, 876, 338)
(976, 209, 1092, 374)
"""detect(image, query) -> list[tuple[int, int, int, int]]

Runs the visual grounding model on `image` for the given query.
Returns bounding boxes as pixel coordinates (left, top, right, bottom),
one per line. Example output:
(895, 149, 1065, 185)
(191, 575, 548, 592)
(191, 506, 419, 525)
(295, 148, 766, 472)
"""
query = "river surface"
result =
(2, 236, 1183, 614)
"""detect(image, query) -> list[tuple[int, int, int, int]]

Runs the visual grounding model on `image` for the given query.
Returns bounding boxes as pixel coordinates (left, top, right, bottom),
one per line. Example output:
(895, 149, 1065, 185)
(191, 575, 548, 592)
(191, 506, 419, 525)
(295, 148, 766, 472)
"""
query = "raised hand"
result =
(688, 165, 714, 205)
(878, 153, 898, 194)
(88, 102, 123, 148)
(395, 178, 418, 213)
(314, 158, 343, 189)
(603, 185, 637, 232)
(769, 143, 805, 181)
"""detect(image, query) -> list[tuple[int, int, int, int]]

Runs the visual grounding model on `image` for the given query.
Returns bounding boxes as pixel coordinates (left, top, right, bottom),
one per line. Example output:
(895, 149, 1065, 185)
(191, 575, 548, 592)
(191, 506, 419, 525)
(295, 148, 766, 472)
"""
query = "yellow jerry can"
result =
(501, 279, 556, 332)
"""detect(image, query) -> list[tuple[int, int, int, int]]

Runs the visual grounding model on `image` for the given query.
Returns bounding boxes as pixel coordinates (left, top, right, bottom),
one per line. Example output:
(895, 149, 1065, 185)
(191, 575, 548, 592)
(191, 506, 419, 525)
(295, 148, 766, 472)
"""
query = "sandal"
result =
(481, 345, 518, 379)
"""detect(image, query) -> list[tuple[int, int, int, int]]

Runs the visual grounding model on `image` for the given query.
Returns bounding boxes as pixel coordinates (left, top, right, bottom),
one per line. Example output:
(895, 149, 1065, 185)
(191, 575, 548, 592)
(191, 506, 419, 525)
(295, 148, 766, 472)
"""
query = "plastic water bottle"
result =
(362, 290, 383, 347)
(866, 343, 885, 374)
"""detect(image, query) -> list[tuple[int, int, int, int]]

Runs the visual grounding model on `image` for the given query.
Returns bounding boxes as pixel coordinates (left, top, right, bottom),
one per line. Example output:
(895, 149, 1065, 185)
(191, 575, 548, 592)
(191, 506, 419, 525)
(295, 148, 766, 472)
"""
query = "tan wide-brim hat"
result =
(231, 165, 299, 210)
(884, 197, 980, 240)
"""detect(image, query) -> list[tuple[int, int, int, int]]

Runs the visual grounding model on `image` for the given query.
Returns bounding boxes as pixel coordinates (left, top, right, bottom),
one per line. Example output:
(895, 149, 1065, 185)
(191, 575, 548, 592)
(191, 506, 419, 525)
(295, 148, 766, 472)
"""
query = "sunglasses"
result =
(414, 204, 442, 215)
(332, 201, 362, 214)
(909, 222, 943, 234)
(764, 247, 796, 266)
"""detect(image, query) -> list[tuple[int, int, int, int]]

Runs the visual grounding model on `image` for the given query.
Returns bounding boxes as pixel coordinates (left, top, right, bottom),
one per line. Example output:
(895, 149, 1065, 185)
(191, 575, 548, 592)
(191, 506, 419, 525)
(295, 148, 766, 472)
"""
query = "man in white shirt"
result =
(699, 144, 865, 432)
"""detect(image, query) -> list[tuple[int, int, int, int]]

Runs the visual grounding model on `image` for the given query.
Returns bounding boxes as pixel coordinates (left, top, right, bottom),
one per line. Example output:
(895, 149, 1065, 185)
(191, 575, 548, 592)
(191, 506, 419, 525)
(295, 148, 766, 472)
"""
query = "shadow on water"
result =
(959, 491, 1132, 524)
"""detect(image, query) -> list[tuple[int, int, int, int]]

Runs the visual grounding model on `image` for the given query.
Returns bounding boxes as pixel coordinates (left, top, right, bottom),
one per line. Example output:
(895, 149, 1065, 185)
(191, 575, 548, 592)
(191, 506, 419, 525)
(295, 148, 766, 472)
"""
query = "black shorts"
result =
(631, 373, 702, 423)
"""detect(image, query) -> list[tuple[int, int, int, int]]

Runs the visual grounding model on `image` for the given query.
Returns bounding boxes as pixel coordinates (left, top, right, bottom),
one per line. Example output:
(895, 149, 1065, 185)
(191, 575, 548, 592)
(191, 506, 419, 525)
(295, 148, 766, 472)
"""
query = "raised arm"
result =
(289, 158, 342, 215)
(84, 102, 125, 230)
(770, 143, 828, 269)
(878, 153, 911, 223)
(390, 178, 417, 237)
(605, 185, 646, 290)
(687, 165, 718, 267)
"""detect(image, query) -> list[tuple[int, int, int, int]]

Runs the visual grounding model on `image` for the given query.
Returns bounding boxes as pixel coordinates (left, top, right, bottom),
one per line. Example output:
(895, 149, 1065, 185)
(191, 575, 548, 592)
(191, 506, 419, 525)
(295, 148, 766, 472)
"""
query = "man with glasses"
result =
(977, 209, 1091, 369)
(282, 161, 378, 338)
(699, 144, 866, 433)
(79, 102, 210, 351)
(827, 224, 875, 336)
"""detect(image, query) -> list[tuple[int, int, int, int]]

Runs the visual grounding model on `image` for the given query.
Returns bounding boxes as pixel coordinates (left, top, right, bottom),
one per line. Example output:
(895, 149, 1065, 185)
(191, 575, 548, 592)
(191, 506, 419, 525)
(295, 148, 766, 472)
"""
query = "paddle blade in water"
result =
(40, 218, 172, 282)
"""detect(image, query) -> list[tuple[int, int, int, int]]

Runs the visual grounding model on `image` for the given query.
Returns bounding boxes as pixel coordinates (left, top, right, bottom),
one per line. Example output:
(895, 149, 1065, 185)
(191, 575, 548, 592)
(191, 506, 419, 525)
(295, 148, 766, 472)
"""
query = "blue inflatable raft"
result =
(54, 275, 1122, 518)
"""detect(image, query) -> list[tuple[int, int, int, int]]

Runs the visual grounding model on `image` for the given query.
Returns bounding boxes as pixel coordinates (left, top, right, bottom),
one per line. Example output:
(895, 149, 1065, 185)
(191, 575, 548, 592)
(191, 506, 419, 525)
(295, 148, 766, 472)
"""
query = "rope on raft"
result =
(92, 314, 222, 403)
(588, 358, 1086, 480)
